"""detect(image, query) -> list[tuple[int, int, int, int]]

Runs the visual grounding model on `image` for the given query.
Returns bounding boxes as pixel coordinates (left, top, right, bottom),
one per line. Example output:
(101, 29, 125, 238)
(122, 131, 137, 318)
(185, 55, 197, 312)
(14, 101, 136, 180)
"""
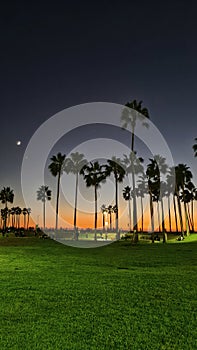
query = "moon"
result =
(16, 140, 21, 146)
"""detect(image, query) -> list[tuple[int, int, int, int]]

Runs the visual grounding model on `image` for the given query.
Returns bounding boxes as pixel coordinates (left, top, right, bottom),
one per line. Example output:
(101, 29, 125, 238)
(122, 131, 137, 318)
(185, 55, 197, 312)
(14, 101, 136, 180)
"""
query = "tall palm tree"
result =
(27, 208, 31, 229)
(48, 152, 66, 230)
(80, 161, 106, 239)
(104, 156, 126, 239)
(10, 207, 16, 228)
(122, 186, 132, 232)
(154, 155, 168, 237)
(146, 159, 159, 243)
(37, 185, 52, 229)
(175, 164, 193, 237)
(123, 152, 144, 235)
(15, 206, 22, 229)
(121, 99, 150, 151)
(166, 167, 178, 232)
(101, 204, 108, 232)
(0, 187, 14, 230)
(107, 205, 114, 231)
(137, 172, 148, 233)
(64, 152, 87, 233)
(22, 208, 28, 229)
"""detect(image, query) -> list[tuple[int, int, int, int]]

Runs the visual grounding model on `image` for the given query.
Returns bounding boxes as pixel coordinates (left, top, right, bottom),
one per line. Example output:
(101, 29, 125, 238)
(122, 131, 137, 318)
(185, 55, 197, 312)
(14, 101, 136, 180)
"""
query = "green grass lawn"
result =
(0, 235, 197, 349)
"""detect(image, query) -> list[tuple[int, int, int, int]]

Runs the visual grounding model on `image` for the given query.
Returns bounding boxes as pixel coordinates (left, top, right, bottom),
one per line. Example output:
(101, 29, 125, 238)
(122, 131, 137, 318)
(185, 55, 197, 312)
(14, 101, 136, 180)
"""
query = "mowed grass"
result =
(0, 236, 197, 349)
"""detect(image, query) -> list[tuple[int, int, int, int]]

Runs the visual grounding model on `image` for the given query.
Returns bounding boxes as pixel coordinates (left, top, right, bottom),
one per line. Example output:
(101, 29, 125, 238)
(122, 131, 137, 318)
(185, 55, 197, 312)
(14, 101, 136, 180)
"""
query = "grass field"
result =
(0, 235, 197, 349)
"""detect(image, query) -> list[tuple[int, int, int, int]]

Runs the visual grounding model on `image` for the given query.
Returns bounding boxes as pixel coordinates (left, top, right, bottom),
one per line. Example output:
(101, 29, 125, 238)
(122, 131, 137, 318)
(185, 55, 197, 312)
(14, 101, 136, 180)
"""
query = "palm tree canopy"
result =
(121, 99, 150, 130)
(37, 185, 52, 202)
(123, 152, 144, 175)
(0, 187, 14, 206)
(175, 164, 193, 193)
(123, 186, 132, 201)
(105, 156, 126, 182)
(64, 152, 87, 174)
(80, 161, 106, 188)
(48, 152, 66, 177)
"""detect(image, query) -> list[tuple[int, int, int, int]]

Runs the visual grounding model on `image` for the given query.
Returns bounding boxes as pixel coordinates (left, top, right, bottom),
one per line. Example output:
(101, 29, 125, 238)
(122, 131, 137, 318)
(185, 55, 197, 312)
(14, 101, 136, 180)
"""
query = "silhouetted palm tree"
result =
(101, 204, 108, 232)
(146, 159, 159, 242)
(0, 187, 14, 230)
(48, 152, 66, 230)
(15, 206, 22, 229)
(175, 164, 193, 236)
(123, 152, 144, 235)
(37, 185, 52, 229)
(80, 161, 106, 239)
(104, 157, 125, 238)
(107, 205, 114, 231)
(121, 99, 150, 151)
(123, 186, 132, 232)
(64, 152, 87, 233)
(137, 172, 148, 233)
(22, 208, 28, 229)
(27, 208, 31, 229)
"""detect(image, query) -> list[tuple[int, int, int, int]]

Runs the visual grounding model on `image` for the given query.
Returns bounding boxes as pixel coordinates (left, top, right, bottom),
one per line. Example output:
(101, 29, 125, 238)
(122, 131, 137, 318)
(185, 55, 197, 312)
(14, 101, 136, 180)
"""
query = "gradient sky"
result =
(1, 1, 197, 228)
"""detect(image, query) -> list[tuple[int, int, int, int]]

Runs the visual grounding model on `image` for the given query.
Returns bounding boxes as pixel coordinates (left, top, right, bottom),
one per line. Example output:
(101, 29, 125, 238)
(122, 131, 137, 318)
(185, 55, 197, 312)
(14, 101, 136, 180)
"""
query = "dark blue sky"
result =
(0, 0, 197, 203)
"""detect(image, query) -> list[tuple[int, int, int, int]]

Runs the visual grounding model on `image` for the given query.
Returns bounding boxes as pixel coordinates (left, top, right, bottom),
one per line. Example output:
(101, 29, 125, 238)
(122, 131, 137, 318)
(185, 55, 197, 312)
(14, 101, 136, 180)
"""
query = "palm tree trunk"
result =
(74, 173, 78, 232)
(157, 202, 161, 232)
(167, 196, 172, 233)
(176, 195, 184, 236)
(161, 198, 167, 243)
(191, 200, 194, 232)
(149, 193, 154, 242)
(183, 202, 189, 236)
(43, 200, 46, 229)
(56, 172, 61, 230)
(109, 212, 112, 231)
(187, 203, 193, 232)
(115, 178, 119, 239)
(27, 214, 29, 230)
(128, 199, 132, 232)
(94, 186, 97, 240)
(173, 195, 178, 233)
(141, 196, 144, 233)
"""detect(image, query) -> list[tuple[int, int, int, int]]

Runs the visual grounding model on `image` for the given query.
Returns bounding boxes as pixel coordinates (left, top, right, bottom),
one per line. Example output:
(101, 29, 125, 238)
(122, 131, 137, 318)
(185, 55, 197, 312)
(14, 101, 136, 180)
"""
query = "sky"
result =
(0, 0, 197, 229)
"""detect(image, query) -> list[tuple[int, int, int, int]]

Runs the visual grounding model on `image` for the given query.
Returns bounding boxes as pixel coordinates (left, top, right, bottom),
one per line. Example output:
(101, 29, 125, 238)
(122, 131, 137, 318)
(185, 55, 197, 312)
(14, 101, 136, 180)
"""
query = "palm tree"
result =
(0, 187, 14, 230)
(104, 157, 126, 239)
(10, 207, 16, 228)
(64, 152, 87, 233)
(48, 152, 66, 230)
(192, 138, 197, 157)
(80, 161, 106, 239)
(175, 164, 193, 237)
(154, 155, 168, 238)
(137, 172, 148, 233)
(101, 204, 108, 232)
(107, 205, 114, 231)
(122, 186, 132, 232)
(166, 167, 178, 232)
(146, 159, 159, 243)
(22, 208, 28, 229)
(37, 186, 52, 229)
(121, 99, 150, 151)
(123, 152, 144, 235)
(27, 208, 31, 229)
(15, 206, 22, 229)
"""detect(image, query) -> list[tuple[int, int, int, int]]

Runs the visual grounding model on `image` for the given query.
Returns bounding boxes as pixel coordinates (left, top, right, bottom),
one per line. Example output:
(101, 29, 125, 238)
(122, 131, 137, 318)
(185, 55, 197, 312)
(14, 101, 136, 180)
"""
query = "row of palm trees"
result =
(0, 186, 31, 231)
(46, 150, 196, 241)
(45, 99, 196, 242)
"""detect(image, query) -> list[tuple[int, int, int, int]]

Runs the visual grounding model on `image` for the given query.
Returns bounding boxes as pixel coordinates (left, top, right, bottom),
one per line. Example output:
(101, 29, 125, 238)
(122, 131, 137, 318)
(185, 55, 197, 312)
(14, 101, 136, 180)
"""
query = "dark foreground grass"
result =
(0, 236, 197, 350)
